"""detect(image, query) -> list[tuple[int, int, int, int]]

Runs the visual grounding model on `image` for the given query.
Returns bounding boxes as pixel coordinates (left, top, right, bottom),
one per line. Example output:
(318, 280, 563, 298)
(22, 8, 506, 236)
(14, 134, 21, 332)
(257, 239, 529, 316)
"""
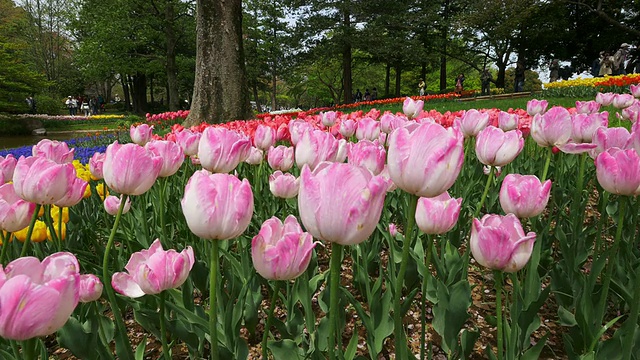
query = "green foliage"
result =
(0, 117, 31, 135)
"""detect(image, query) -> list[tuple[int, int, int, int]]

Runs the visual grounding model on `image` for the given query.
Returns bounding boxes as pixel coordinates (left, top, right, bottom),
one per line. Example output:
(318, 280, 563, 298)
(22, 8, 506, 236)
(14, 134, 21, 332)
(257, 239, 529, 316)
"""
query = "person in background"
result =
(480, 69, 492, 96)
(549, 59, 560, 82)
(591, 52, 603, 77)
(372, 87, 378, 100)
(599, 52, 614, 76)
(514, 62, 525, 92)
(418, 79, 425, 96)
(364, 89, 371, 101)
(455, 74, 465, 94)
(355, 89, 362, 102)
(25, 95, 36, 114)
(613, 43, 630, 75)
(65, 96, 74, 116)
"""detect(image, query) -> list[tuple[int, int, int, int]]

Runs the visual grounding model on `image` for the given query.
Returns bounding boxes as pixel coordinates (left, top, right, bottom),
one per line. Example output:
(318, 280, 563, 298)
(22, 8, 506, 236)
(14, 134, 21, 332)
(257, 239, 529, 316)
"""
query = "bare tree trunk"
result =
(253, 83, 261, 112)
(132, 72, 148, 114)
(185, 0, 251, 126)
(341, 4, 352, 104)
(165, 0, 180, 111)
(394, 64, 401, 97)
(385, 63, 390, 97)
(121, 74, 132, 112)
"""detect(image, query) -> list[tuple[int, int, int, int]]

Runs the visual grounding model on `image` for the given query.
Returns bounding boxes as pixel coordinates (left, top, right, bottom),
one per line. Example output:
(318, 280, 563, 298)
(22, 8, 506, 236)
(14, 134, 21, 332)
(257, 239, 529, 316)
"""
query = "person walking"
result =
(25, 95, 36, 114)
(549, 59, 560, 82)
(613, 43, 630, 75)
(514, 62, 525, 93)
(455, 74, 465, 94)
(418, 79, 425, 96)
(599, 52, 614, 76)
(480, 69, 492, 96)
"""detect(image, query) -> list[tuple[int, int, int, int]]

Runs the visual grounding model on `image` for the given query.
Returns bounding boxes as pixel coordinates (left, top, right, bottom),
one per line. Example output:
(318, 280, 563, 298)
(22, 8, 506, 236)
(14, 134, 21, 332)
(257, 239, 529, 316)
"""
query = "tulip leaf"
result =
(558, 306, 578, 327)
(57, 317, 100, 360)
(134, 335, 147, 360)
(268, 339, 305, 359)
(344, 333, 359, 360)
(520, 334, 548, 360)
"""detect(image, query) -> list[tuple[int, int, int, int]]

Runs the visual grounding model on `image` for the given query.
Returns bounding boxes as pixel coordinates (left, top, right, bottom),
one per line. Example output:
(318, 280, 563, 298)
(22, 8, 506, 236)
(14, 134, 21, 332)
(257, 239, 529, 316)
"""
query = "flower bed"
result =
(1, 91, 640, 359)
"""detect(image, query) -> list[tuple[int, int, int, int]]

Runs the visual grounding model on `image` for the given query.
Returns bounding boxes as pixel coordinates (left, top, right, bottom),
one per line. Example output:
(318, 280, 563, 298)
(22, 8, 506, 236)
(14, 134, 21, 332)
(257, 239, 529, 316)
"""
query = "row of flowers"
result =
(1, 85, 640, 359)
(7, 114, 127, 121)
(544, 73, 640, 89)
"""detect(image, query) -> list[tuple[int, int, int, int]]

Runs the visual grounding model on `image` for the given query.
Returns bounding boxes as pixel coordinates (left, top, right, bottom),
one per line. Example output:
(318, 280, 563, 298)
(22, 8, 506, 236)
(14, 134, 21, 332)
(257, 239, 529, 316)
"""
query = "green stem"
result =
(622, 264, 640, 360)
(596, 196, 626, 325)
(102, 195, 135, 360)
(472, 165, 494, 220)
(19, 204, 41, 257)
(0, 231, 9, 265)
(43, 205, 59, 251)
(420, 234, 434, 360)
(540, 147, 553, 182)
(209, 240, 220, 360)
(57, 207, 64, 250)
(159, 291, 170, 360)
(394, 194, 419, 359)
(21, 338, 37, 360)
(494, 271, 504, 360)
(159, 177, 168, 243)
(595, 190, 609, 254)
(328, 243, 344, 360)
(262, 281, 282, 360)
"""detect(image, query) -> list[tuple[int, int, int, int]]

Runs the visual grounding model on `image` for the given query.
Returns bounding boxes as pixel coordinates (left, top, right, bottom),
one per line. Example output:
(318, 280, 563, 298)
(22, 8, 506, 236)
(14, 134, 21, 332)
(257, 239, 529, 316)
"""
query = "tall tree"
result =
(185, 0, 251, 126)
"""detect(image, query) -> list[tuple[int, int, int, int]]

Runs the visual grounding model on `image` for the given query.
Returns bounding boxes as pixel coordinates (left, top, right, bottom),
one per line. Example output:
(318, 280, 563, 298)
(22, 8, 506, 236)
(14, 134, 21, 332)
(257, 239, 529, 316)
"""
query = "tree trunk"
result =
(132, 72, 148, 114)
(341, 4, 352, 104)
(385, 63, 390, 97)
(121, 74, 132, 112)
(149, 73, 155, 107)
(253, 83, 261, 112)
(185, 0, 251, 126)
(395, 64, 401, 97)
(165, 0, 180, 111)
(496, 63, 506, 89)
(439, 53, 447, 92)
(421, 62, 427, 88)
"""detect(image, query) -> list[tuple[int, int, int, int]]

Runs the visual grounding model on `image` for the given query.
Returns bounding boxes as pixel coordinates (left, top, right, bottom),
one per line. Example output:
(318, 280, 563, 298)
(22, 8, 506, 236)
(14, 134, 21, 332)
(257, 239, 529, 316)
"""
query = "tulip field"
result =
(2, 87, 640, 360)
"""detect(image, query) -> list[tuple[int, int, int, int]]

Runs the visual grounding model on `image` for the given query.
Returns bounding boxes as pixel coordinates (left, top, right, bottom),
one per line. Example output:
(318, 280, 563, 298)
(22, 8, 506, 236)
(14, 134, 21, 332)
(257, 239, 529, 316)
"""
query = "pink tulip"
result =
(245, 147, 264, 165)
(181, 170, 253, 240)
(198, 127, 252, 173)
(267, 145, 294, 172)
(295, 129, 339, 170)
(54, 176, 89, 208)
(348, 140, 386, 175)
(620, 102, 640, 123)
(298, 162, 387, 245)
(145, 140, 184, 178)
(596, 92, 616, 106)
(403, 97, 424, 119)
(12, 156, 83, 205)
(484, 165, 502, 177)
(339, 119, 357, 138)
(103, 142, 162, 195)
(631, 84, 640, 98)
(321, 111, 338, 127)
(497, 111, 519, 131)
(335, 139, 350, 163)
(389, 223, 399, 237)
(595, 148, 640, 195)
(0, 183, 36, 232)
(380, 113, 405, 133)
(415, 192, 462, 234)
(269, 171, 299, 198)
(0, 154, 17, 184)
(378, 166, 397, 192)
(175, 129, 201, 156)
(457, 109, 490, 137)
(89, 152, 105, 180)
(289, 119, 314, 146)
(355, 117, 381, 141)
(252, 215, 317, 280)
(526, 99, 548, 116)
(79, 274, 103, 302)
(104, 195, 132, 216)
(612, 94, 635, 109)
(387, 122, 464, 197)
(0, 253, 80, 340)
(470, 214, 536, 272)
(530, 106, 572, 147)
(130, 124, 154, 145)
(571, 112, 609, 143)
(112, 239, 194, 297)
(32, 139, 74, 163)
(575, 101, 601, 114)
(591, 126, 631, 158)
(629, 131, 640, 156)
(499, 174, 551, 218)
(254, 124, 276, 150)
(475, 127, 524, 166)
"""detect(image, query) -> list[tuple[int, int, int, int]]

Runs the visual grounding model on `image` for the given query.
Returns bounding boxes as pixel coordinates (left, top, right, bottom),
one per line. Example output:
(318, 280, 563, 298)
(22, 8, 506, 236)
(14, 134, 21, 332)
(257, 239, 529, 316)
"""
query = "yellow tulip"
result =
(97, 183, 109, 201)
(14, 221, 47, 243)
(47, 221, 66, 241)
(51, 206, 70, 223)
